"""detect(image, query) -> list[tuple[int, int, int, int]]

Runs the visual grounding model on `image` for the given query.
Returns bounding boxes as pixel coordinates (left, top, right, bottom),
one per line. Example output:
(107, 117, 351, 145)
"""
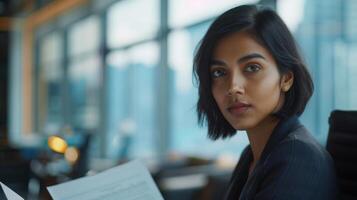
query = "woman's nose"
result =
(227, 86, 244, 96)
(227, 74, 245, 96)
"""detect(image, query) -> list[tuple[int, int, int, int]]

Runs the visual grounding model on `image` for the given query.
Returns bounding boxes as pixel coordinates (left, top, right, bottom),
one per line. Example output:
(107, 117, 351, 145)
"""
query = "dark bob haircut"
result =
(193, 4, 314, 140)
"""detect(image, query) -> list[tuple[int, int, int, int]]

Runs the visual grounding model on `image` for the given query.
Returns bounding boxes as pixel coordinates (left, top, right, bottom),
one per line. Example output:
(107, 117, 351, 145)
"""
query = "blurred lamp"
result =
(64, 147, 80, 164)
(48, 136, 68, 153)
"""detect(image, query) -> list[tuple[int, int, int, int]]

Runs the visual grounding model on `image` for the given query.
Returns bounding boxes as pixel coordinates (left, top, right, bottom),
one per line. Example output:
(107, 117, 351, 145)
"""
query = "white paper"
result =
(47, 160, 164, 200)
(0, 182, 24, 200)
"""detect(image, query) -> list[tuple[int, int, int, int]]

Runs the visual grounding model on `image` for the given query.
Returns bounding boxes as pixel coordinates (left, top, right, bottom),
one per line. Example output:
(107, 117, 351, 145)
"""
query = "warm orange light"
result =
(48, 136, 68, 153)
(65, 147, 79, 164)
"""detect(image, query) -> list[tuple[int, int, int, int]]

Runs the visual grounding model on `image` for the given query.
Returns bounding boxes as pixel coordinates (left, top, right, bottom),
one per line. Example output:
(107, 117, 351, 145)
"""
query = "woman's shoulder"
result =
(259, 125, 339, 199)
(265, 125, 335, 175)
(283, 125, 331, 161)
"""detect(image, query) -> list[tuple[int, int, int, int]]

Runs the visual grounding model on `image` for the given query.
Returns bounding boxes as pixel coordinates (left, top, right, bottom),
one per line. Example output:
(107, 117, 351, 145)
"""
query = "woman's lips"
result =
(227, 103, 251, 116)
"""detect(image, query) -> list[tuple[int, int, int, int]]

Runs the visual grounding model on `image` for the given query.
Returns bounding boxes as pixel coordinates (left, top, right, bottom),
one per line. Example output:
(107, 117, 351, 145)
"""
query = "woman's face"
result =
(211, 31, 291, 131)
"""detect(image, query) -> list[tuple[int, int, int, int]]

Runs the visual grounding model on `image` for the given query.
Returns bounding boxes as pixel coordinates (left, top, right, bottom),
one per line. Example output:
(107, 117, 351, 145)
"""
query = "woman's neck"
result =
(246, 116, 280, 169)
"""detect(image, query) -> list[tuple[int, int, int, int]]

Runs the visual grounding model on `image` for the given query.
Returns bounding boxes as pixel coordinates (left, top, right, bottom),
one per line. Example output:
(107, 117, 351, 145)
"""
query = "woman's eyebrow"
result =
(238, 53, 266, 63)
(210, 59, 227, 67)
(210, 53, 265, 68)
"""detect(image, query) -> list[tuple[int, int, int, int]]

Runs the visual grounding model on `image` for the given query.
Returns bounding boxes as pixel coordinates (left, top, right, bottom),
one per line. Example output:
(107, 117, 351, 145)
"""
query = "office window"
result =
(107, 0, 159, 48)
(68, 56, 101, 130)
(333, 42, 357, 109)
(68, 16, 100, 57)
(276, 0, 357, 143)
(68, 16, 101, 131)
(30, 0, 357, 160)
(37, 31, 63, 134)
(106, 42, 159, 159)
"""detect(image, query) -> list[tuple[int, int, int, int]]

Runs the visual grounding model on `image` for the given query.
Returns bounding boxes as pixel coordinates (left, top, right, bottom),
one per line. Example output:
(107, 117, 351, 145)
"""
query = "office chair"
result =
(326, 110, 357, 200)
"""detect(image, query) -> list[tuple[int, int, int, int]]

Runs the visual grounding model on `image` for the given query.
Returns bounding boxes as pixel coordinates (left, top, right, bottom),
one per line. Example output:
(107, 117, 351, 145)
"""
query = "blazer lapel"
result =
(225, 147, 253, 200)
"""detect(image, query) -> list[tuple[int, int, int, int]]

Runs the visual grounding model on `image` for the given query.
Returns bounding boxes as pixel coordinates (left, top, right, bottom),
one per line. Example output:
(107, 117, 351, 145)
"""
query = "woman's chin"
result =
(233, 126, 248, 131)
(229, 118, 257, 131)
(231, 123, 251, 131)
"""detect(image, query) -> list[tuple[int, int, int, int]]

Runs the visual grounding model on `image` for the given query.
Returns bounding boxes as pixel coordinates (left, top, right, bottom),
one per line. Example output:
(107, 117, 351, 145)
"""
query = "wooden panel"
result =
(23, 26, 34, 134)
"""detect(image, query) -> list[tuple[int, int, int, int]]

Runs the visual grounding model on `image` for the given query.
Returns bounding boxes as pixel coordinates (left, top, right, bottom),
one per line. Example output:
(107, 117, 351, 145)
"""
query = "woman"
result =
(194, 5, 338, 200)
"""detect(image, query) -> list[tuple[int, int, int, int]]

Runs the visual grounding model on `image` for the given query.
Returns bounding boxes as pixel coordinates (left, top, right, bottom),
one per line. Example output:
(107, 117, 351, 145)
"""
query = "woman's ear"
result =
(280, 71, 294, 92)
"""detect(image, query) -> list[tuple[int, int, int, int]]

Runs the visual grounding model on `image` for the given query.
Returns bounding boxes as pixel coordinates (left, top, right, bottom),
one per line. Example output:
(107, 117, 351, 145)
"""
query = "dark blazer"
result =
(224, 116, 339, 200)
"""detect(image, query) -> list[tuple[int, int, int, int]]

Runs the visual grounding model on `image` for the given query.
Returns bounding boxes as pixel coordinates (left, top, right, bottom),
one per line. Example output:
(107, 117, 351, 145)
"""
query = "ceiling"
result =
(0, 0, 56, 17)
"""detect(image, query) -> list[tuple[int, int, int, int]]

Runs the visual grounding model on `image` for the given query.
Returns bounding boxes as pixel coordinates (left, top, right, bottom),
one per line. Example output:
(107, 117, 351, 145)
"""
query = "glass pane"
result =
(40, 32, 62, 63)
(281, 0, 357, 143)
(107, 0, 159, 48)
(344, 0, 357, 41)
(277, 0, 306, 32)
(169, 0, 259, 28)
(106, 42, 159, 159)
(38, 62, 63, 134)
(105, 51, 130, 158)
(334, 42, 357, 109)
(168, 22, 249, 158)
(68, 16, 100, 57)
(38, 32, 63, 134)
(68, 55, 101, 130)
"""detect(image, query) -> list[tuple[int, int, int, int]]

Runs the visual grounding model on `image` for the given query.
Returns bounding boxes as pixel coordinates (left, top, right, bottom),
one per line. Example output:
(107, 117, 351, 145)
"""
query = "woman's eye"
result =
(211, 69, 226, 78)
(244, 64, 261, 73)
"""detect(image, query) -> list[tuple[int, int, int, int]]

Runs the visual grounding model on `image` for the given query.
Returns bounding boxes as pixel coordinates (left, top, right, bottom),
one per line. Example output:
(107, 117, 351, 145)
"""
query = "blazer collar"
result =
(259, 115, 301, 163)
